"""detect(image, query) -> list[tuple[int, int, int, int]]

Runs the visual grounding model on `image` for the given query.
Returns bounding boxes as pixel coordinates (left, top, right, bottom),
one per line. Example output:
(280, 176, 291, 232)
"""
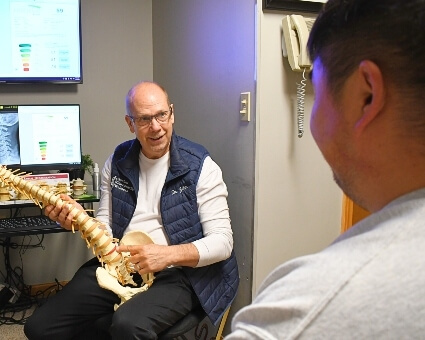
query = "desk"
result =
(0, 196, 100, 238)
(0, 195, 100, 209)
(0, 196, 100, 314)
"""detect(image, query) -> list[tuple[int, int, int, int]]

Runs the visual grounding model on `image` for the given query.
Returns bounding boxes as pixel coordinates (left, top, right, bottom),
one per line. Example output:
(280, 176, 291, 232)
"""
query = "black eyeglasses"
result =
(128, 106, 173, 128)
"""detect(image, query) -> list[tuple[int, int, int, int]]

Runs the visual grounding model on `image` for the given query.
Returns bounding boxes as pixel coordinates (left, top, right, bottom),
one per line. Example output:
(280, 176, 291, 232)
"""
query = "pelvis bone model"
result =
(0, 166, 154, 310)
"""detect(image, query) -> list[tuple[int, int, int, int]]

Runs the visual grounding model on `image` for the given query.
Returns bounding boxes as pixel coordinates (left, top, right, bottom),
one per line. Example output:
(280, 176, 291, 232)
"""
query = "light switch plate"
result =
(240, 92, 250, 122)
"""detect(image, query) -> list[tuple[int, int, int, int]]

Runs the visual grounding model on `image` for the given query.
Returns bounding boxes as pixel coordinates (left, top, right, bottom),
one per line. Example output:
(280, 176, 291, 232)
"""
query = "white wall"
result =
(0, 0, 153, 284)
(254, 6, 341, 293)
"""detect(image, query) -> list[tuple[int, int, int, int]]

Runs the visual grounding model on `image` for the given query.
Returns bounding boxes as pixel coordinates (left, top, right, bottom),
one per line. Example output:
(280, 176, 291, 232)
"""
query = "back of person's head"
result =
(308, 0, 425, 111)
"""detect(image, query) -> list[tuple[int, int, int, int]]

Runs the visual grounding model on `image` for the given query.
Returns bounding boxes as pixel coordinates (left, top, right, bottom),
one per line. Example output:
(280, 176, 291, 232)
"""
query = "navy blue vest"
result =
(110, 133, 239, 324)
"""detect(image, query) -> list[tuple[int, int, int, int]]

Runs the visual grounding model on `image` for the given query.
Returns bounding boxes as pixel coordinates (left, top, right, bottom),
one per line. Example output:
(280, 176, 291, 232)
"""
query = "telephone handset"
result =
(282, 15, 315, 72)
(282, 15, 315, 138)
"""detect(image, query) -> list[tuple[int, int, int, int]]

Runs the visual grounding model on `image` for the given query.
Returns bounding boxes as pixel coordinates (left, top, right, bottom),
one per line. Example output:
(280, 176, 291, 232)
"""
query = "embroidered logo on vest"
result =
(111, 176, 134, 192)
(171, 185, 188, 195)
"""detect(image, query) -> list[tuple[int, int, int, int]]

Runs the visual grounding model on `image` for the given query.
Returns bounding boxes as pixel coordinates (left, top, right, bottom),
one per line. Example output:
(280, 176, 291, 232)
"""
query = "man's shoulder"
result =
(173, 134, 209, 157)
(112, 139, 139, 158)
(115, 139, 136, 151)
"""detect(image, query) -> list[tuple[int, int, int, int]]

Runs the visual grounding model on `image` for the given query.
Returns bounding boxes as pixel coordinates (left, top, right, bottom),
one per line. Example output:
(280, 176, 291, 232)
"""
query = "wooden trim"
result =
(30, 281, 68, 297)
(341, 194, 370, 233)
(341, 194, 354, 233)
(216, 307, 231, 340)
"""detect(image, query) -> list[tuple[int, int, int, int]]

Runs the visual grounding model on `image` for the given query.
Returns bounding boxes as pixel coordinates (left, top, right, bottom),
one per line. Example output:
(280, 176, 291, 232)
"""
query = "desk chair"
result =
(94, 305, 230, 340)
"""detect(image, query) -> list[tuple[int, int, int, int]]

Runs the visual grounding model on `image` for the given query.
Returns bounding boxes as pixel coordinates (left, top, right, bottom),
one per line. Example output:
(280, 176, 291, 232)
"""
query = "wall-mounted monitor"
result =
(0, 0, 82, 84)
(0, 104, 82, 172)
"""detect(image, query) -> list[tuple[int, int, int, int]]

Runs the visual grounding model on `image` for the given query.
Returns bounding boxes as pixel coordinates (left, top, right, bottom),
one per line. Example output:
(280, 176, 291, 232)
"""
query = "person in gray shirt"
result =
(227, 0, 425, 339)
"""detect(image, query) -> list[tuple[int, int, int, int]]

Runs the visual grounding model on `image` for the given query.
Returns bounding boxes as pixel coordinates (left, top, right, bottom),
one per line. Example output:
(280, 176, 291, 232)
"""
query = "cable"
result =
(296, 68, 308, 138)
(0, 235, 50, 325)
(0, 281, 65, 326)
(32, 279, 64, 307)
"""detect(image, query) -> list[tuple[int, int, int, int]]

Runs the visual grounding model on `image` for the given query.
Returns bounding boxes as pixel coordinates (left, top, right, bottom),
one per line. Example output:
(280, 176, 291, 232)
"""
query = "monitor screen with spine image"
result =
(0, 104, 82, 172)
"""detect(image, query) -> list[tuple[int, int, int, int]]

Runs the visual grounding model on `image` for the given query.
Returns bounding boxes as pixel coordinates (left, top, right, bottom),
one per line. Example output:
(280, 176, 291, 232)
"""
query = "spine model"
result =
(0, 166, 154, 305)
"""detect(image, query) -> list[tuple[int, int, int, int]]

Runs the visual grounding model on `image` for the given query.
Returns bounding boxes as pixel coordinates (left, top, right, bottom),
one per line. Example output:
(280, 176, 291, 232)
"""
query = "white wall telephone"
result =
(282, 15, 315, 72)
(282, 15, 315, 138)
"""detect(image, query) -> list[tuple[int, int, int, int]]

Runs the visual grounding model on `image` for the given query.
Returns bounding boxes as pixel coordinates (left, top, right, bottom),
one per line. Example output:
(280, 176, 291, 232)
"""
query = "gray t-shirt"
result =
(227, 188, 425, 339)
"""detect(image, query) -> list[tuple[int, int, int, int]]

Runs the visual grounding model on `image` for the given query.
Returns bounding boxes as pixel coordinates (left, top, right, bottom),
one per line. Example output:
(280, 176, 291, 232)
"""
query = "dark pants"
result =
(24, 258, 199, 340)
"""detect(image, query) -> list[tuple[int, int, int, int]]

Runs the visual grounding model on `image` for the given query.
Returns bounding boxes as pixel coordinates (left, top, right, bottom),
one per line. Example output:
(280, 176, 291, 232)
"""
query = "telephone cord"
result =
(296, 68, 308, 138)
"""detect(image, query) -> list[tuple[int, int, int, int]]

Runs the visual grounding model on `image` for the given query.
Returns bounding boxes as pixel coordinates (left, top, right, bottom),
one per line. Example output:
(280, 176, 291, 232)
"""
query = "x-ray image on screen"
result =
(0, 112, 20, 165)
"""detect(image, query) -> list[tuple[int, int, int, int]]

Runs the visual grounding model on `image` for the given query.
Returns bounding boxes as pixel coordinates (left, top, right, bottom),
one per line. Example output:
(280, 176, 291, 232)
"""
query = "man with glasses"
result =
(25, 81, 239, 340)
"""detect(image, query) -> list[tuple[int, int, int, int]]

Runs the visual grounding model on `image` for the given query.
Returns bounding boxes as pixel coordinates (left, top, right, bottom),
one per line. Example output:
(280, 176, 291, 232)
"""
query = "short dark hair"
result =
(308, 0, 425, 110)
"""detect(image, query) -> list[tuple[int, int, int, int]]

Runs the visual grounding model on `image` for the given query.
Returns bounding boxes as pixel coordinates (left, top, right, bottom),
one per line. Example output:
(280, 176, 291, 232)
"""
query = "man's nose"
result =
(149, 118, 162, 130)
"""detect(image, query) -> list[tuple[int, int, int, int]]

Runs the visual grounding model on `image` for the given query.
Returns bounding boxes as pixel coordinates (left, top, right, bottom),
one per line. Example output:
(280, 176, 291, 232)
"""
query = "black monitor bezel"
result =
(0, 0, 83, 85)
(0, 103, 82, 172)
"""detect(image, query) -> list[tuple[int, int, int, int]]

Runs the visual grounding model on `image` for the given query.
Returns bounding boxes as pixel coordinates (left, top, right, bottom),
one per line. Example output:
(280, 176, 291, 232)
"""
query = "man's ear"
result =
(125, 115, 135, 133)
(355, 60, 385, 133)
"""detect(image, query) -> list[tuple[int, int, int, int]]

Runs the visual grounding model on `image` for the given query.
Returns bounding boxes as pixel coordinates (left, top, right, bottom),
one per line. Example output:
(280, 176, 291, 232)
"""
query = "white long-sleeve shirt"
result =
(96, 151, 233, 267)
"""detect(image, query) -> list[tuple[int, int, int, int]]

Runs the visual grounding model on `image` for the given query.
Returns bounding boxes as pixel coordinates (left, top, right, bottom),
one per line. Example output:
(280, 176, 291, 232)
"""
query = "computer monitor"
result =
(0, 0, 83, 84)
(0, 104, 82, 172)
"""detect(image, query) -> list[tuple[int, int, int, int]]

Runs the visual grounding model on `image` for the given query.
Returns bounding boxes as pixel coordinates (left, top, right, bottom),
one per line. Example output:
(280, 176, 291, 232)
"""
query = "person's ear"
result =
(354, 60, 385, 133)
(125, 115, 135, 133)
(169, 104, 175, 124)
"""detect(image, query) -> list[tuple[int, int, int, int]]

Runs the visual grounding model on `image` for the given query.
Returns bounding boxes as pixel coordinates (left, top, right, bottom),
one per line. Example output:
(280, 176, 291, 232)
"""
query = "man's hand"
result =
(44, 194, 85, 230)
(116, 243, 200, 274)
